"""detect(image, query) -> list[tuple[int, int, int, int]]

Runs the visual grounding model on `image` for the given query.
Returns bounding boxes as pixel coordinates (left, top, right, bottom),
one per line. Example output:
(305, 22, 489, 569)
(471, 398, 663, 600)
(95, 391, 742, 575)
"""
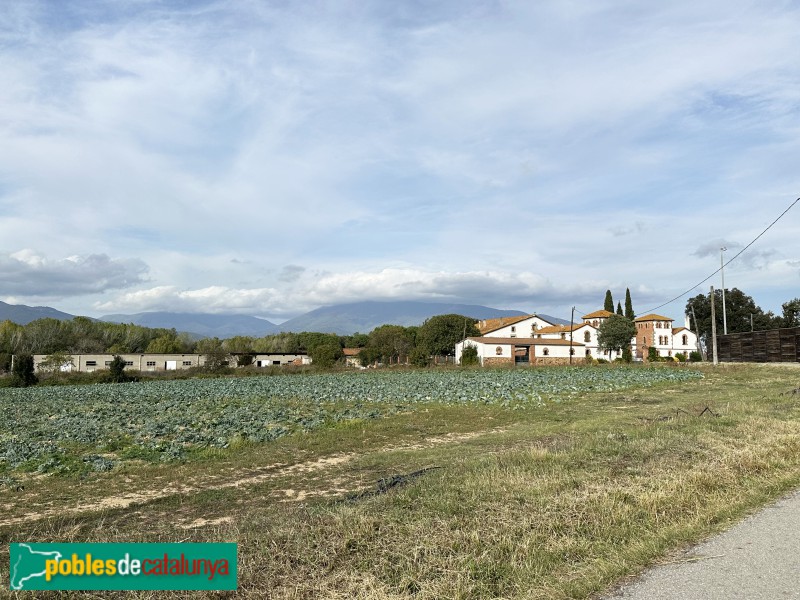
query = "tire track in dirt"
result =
(2, 428, 506, 527)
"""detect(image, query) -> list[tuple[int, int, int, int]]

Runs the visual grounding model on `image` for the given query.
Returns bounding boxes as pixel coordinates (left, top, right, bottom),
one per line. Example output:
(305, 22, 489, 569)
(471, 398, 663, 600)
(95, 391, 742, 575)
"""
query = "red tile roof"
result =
(581, 310, 615, 319)
(536, 323, 591, 334)
(466, 337, 585, 346)
(635, 314, 673, 322)
(477, 315, 533, 335)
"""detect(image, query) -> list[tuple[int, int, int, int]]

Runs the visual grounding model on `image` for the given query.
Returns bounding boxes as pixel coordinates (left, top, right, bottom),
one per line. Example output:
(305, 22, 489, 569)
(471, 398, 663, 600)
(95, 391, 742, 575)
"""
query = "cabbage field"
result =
(0, 366, 702, 474)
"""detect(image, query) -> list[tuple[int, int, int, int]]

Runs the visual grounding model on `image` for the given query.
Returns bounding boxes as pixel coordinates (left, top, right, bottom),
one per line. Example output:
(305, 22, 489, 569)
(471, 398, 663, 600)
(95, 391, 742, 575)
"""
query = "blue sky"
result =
(1, 0, 799, 324)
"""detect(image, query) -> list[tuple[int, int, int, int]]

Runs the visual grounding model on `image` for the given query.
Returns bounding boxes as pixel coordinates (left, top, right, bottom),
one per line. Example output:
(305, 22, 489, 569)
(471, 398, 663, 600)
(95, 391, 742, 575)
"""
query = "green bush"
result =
(11, 353, 38, 387)
(647, 347, 659, 362)
(622, 347, 633, 363)
(236, 353, 255, 367)
(358, 347, 383, 367)
(689, 350, 702, 362)
(107, 355, 129, 383)
(460, 346, 479, 366)
(675, 352, 686, 362)
(310, 342, 343, 369)
(408, 348, 430, 368)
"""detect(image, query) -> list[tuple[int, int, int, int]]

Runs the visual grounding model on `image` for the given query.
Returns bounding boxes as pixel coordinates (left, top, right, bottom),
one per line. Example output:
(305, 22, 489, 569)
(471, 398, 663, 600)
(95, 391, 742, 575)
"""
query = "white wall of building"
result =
(482, 315, 555, 338)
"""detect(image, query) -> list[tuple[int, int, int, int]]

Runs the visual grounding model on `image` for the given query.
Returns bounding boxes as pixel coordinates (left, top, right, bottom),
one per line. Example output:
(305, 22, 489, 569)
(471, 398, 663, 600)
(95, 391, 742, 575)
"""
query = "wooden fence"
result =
(717, 327, 800, 363)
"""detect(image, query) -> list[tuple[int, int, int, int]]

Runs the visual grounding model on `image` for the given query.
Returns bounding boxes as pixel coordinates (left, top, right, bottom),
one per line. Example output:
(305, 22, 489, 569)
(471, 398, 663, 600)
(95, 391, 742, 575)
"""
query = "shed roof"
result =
(536, 323, 592, 335)
(465, 337, 585, 346)
(582, 309, 615, 319)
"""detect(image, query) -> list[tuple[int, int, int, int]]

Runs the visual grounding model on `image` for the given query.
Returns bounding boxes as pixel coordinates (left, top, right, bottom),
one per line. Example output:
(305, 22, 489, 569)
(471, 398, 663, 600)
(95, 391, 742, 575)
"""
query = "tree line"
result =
(685, 290, 800, 347)
(0, 313, 482, 373)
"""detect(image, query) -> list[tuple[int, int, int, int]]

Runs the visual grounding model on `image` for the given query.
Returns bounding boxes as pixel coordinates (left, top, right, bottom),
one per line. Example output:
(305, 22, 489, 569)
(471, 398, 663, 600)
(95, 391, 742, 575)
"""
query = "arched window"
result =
(531, 323, 537, 331)
(495, 346, 503, 355)
(542, 348, 549, 356)
(584, 331, 591, 343)
(560, 332, 566, 339)
(682, 334, 688, 345)
(592, 320, 598, 327)
(585, 349, 591, 356)
(570, 348, 575, 355)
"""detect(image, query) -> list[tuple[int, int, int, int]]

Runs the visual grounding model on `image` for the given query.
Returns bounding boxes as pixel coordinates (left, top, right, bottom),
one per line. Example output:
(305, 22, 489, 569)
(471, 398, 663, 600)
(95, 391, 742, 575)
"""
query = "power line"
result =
(641, 196, 800, 314)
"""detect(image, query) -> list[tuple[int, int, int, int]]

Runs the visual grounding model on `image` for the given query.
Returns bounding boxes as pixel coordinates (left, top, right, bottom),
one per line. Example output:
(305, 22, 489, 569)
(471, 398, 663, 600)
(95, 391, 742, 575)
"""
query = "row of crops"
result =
(1, 367, 702, 475)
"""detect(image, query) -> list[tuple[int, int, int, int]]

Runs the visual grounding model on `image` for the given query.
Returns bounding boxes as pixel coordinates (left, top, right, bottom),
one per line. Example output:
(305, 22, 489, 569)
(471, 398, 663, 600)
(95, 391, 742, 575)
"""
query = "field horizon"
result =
(3, 363, 800, 598)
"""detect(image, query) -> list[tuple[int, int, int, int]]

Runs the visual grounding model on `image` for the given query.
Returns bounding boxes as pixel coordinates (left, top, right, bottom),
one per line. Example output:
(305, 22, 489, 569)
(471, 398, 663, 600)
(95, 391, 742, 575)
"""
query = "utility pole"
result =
(569, 306, 575, 365)
(690, 304, 702, 359)
(720, 247, 728, 335)
(710, 286, 718, 365)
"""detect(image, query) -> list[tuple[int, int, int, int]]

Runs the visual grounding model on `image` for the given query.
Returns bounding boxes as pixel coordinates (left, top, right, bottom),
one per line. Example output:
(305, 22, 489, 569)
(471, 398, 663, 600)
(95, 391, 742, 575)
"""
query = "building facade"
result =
(456, 309, 698, 365)
(634, 314, 698, 359)
(32, 352, 310, 373)
(455, 337, 585, 366)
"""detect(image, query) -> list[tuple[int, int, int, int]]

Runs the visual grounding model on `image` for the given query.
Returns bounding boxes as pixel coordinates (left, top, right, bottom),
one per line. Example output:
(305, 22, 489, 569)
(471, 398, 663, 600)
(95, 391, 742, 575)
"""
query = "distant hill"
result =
(0, 300, 77, 325)
(100, 312, 279, 338)
(275, 301, 539, 335)
(1, 299, 566, 338)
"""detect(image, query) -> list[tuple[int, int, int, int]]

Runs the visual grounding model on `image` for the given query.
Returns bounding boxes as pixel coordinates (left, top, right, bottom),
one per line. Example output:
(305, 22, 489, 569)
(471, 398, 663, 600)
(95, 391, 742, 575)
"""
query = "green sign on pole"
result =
(9, 543, 237, 591)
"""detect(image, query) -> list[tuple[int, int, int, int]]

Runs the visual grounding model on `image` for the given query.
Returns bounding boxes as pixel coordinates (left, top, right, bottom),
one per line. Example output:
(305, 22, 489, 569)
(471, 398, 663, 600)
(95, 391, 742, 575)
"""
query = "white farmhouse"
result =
(455, 337, 584, 366)
(456, 308, 698, 366)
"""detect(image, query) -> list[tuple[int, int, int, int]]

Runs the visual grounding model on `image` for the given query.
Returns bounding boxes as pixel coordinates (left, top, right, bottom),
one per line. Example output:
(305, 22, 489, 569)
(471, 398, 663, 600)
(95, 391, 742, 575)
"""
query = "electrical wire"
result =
(641, 196, 800, 314)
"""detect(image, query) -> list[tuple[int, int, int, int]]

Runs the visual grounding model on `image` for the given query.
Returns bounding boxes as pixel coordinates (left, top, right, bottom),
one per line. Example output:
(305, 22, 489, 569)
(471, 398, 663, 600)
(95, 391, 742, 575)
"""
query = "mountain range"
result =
(274, 301, 536, 335)
(0, 300, 567, 337)
(0, 300, 76, 325)
(100, 311, 279, 338)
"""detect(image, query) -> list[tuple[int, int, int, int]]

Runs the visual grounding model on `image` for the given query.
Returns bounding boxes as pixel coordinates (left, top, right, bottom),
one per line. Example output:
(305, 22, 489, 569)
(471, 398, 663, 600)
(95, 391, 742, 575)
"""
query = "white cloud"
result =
(2, 1, 800, 324)
(693, 240, 742, 259)
(93, 266, 634, 321)
(0, 250, 148, 299)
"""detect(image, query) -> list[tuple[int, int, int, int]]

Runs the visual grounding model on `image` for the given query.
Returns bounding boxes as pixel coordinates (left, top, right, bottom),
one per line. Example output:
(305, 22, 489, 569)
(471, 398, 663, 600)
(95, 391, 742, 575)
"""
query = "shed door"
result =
(514, 347, 530, 364)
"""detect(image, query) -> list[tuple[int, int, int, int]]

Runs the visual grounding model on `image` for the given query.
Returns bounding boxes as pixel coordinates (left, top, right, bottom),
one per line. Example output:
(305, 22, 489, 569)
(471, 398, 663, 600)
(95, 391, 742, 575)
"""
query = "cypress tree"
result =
(616, 301, 623, 315)
(604, 290, 614, 313)
(11, 353, 38, 387)
(625, 288, 635, 320)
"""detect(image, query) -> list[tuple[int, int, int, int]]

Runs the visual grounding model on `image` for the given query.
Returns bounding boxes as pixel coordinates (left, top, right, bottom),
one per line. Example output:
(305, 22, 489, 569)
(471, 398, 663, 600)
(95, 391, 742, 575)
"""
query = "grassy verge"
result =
(3, 364, 800, 598)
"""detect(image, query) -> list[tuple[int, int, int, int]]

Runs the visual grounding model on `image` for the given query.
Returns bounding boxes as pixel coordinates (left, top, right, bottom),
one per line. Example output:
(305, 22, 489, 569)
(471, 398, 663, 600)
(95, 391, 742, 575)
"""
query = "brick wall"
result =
(530, 357, 573, 366)
(483, 357, 514, 366)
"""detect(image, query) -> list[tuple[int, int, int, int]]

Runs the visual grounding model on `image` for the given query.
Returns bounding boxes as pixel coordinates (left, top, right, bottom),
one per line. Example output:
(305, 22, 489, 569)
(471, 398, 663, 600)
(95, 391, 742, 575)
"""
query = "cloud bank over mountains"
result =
(1, 1, 799, 321)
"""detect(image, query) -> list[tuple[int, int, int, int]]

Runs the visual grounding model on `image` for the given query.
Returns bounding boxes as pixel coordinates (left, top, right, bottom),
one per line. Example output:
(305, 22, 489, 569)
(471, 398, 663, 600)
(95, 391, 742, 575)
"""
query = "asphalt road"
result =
(604, 489, 800, 600)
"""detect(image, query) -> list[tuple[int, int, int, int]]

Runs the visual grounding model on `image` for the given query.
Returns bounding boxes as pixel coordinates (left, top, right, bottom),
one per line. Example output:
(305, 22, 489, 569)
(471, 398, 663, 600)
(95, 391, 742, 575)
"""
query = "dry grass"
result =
(3, 364, 800, 598)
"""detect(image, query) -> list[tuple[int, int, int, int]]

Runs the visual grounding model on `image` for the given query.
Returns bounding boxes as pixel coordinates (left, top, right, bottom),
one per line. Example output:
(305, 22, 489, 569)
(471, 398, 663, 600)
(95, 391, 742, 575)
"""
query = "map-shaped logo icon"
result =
(10, 543, 63, 590)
